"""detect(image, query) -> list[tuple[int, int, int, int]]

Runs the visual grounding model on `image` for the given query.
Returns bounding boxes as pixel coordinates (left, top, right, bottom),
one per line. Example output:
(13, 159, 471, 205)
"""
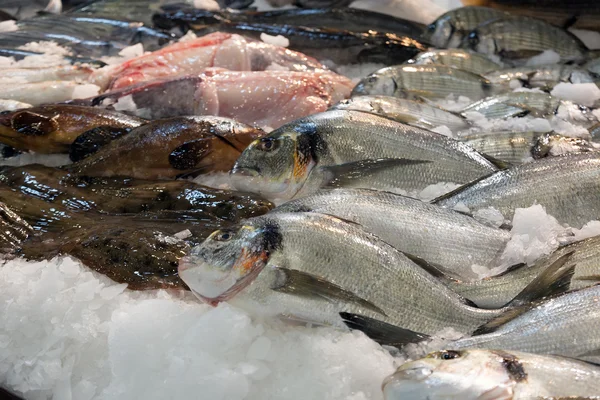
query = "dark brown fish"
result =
(0, 105, 144, 153)
(66, 116, 265, 179)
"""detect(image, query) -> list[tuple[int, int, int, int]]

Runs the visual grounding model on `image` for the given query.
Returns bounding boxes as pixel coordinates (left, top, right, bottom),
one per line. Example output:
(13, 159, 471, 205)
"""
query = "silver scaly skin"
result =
(485, 64, 597, 90)
(178, 212, 505, 336)
(450, 236, 600, 308)
(434, 152, 600, 229)
(351, 64, 499, 101)
(460, 92, 563, 119)
(273, 188, 510, 281)
(448, 285, 600, 363)
(330, 96, 470, 133)
(230, 110, 497, 201)
(409, 49, 503, 75)
(383, 349, 600, 400)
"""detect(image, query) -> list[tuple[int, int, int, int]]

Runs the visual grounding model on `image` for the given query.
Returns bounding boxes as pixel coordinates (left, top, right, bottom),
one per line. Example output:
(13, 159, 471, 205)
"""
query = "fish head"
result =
(382, 349, 518, 400)
(352, 69, 398, 97)
(230, 130, 316, 200)
(423, 17, 460, 48)
(178, 218, 281, 305)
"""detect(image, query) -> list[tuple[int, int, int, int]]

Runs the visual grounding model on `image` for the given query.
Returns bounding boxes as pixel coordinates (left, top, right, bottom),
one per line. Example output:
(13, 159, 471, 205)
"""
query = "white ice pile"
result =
(0, 257, 397, 400)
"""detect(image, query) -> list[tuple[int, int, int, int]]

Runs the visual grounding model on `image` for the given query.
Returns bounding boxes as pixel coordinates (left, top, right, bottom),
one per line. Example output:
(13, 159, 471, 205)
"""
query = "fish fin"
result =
(11, 111, 58, 136)
(320, 158, 431, 188)
(562, 14, 579, 30)
(400, 252, 448, 279)
(499, 49, 544, 60)
(503, 251, 576, 308)
(313, 213, 363, 228)
(575, 275, 600, 282)
(272, 267, 388, 317)
(339, 312, 429, 347)
(472, 304, 530, 335)
(69, 126, 130, 162)
(481, 153, 512, 170)
(430, 172, 496, 204)
(168, 140, 212, 170)
(494, 262, 527, 277)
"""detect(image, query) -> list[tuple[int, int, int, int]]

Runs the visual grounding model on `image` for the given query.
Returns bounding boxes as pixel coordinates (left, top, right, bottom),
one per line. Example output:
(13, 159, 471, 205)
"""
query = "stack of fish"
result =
(1, 0, 600, 398)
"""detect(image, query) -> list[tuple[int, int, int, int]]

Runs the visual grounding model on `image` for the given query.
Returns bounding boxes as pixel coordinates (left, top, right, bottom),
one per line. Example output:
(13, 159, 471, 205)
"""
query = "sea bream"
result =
(408, 49, 503, 75)
(230, 110, 498, 201)
(383, 349, 600, 400)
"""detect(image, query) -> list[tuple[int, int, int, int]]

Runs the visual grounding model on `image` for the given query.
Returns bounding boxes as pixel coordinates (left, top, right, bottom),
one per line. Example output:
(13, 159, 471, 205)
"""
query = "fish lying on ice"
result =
(383, 349, 600, 399)
(408, 49, 503, 75)
(484, 64, 598, 90)
(0, 80, 100, 107)
(0, 65, 95, 84)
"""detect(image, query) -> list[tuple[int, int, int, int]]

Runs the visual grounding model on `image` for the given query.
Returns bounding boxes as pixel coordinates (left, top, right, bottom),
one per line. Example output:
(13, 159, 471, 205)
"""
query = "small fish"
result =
(330, 96, 470, 133)
(409, 49, 503, 75)
(383, 349, 600, 400)
(66, 116, 265, 180)
(230, 110, 498, 201)
(434, 152, 600, 229)
(352, 65, 499, 101)
(485, 64, 597, 90)
(423, 6, 510, 48)
(273, 188, 510, 280)
(461, 16, 588, 65)
(0, 105, 144, 154)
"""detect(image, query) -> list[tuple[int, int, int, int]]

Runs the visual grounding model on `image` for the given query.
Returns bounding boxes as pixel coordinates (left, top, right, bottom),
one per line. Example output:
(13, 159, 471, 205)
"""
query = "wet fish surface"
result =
(485, 64, 598, 90)
(409, 49, 503, 75)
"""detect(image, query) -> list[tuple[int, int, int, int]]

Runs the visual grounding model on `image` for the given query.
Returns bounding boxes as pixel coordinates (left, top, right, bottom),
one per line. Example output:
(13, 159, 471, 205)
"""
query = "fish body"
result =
(410, 49, 503, 75)
(273, 189, 510, 280)
(178, 212, 503, 335)
(434, 152, 600, 228)
(383, 349, 600, 400)
(230, 110, 497, 201)
(460, 91, 563, 119)
(0, 80, 100, 107)
(330, 96, 470, 132)
(352, 65, 498, 101)
(0, 105, 144, 153)
(485, 64, 597, 90)
(67, 116, 265, 180)
(0, 65, 95, 84)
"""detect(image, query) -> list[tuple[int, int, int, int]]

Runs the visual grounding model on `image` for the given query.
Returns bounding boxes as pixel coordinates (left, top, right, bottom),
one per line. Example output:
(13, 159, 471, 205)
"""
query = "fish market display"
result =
(67, 116, 265, 179)
(383, 349, 600, 399)
(409, 48, 503, 74)
(231, 110, 498, 200)
(485, 64, 598, 90)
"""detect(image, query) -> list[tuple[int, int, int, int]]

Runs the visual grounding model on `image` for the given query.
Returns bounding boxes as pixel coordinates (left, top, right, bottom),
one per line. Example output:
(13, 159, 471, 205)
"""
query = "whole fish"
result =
(461, 17, 588, 65)
(0, 105, 144, 154)
(330, 96, 470, 132)
(152, 7, 425, 38)
(434, 152, 600, 229)
(230, 110, 498, 201)
(449, 236, 600, 308)
(461, 131, 599, 164)
(351, 65, 499, 101)
(485, 64, 597, 90)
(79, 69, 353, 127)
(91, 32, 327, 90)
(273, 188, 510, 280)
(194, 23, 427, 66)
(448, 285, 600, 363)
(423, 6, 510, 48)
(66, 116, 265, 180)
(383, 349, 600, 400)
(178, 212, 549, 338)
(409, 49, 503, 75)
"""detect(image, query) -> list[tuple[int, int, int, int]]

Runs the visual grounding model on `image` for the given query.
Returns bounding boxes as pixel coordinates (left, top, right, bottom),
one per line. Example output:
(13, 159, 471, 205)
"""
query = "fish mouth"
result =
(382, 366, 432, 390)
(230, 166, 259, 177)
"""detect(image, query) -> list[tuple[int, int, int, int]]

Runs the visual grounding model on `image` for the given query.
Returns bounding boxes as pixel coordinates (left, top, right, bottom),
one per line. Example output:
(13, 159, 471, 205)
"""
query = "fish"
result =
(485, 64, 598, 90)
(193, 23, 427, 66)
(78, 69, 353, 127)
(330, 96, 471, 133)
(0, 105, 144, 154)
(461, 131, 599, 164)
(0, 65, 95, 84)
(0, 202, 33, 256)
(422, 6, 510, 48)
(152, 7, 425, 38)
(178, 212, 567, 338)
(230, 110, 498, 201)
(433, 152, 600, 229)
(460, 17, 588, 65)
(272, 188, 511, 280)
(0, 80, 100, 106)
(351, 65, 499, 101)
(449, 236, 600, 309)
(90, 32, 327, 91)
(409, 49, 503, 75)
(66, 116, 265, 180)
(383, 349, 600, 400)
(0, 164, 273, 224)
(448, 285, 600, 363)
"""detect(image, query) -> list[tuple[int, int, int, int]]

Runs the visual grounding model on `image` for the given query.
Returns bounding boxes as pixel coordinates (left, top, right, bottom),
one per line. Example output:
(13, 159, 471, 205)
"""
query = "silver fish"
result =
(423, 6, 510, 48)
(230, 110, 498, 201)
(330, 96, 470, 133)
(351, 64, 499, 101)
(461, 17, 588, 65)
(178, 212, 540, 338)
(460, 92, 563, 119)
(383, 349, 600, 400)
(273, 188, 510, 280)
(485, 64, 596, 90)
(409, 49, 503, 75)
(434, 152, 600, 229)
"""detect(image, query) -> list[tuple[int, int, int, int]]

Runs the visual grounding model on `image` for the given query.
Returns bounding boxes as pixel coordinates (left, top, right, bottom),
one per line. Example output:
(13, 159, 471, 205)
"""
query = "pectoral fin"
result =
(340, 312, 429, 347)
(169, 139, 212, 170)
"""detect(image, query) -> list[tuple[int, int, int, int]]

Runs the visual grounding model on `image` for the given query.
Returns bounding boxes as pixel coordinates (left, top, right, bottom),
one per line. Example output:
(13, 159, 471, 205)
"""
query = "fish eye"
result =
(214, 230, 234, 241)
(439, 350, 461, 360)
(426, 23, 436, 32)
(468, 32, 479, 47)
(257, 137, 280, 152)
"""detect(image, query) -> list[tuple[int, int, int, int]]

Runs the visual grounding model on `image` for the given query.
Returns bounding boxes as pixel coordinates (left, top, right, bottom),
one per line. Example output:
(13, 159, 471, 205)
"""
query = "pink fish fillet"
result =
(91, 32, 326, 91)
